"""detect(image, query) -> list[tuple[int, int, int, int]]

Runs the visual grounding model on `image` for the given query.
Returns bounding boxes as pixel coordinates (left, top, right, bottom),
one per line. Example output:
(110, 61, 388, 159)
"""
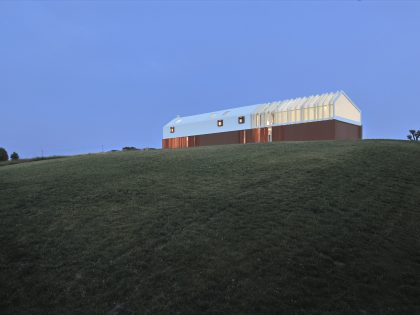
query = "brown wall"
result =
(334, 120, 362, 140)
(195, 130, 241, 147)
(162, 120, 361, 149)
(273, 120, 335, 141)
(272, 120, 361, 142)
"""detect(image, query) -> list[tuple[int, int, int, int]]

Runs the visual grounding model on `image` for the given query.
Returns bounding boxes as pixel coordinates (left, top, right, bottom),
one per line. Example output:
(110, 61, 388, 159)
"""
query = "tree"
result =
(0, 148, 8, 161)
(122, 146, 138, 151)
(10, 152, 19, 161)
(407, 129, 420, 141)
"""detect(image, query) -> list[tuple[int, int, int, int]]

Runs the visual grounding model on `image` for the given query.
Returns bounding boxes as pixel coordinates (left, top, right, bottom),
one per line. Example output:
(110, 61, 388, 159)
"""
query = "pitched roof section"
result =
(163, 104, 259, 128)
(254, 91, 341, 114)
(163, 91, 361, 138)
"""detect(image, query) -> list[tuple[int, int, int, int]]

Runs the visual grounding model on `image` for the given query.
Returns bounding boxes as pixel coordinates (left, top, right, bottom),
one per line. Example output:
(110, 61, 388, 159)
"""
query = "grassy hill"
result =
(1, 140, 419, 314)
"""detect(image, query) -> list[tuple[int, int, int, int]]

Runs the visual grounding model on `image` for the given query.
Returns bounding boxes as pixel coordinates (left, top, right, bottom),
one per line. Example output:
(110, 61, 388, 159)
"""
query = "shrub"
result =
(10, 152, 19, 161)
(407, 130, 420, 141)
(122, 146, 138, 151)
(0, 148, 8, 161)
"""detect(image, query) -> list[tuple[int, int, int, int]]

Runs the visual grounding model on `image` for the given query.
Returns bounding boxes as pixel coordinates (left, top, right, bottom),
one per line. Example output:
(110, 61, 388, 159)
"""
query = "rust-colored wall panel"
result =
(272, 126, 283, 141)
(245, 129, 254, 143)
(187, 136, 196, 148)
(195, 130, 241, 146)
(239, 130, 246, 144)
(163, 137, 190, 149)
(334, 120, 362, 140)
(270, 120, 362, 142)
(278, 120, 336, 141)
(162, 120, 362, 149)
(247, 128, 268, 143)
(253, 128, 260, 143)
(260, 128, 268, 143)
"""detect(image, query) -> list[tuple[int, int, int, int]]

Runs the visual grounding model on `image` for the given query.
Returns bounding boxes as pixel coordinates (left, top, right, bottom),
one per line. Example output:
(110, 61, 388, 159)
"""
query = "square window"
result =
(238, 116, 245, 124)
(170, 126, 175, 133)
(217, 120, 223, 127)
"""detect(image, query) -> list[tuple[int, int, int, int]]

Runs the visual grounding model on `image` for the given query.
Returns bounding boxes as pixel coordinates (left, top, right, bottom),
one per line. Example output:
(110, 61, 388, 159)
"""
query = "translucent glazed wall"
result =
(251, 104, 334, 128)
(334, 94, 361, 124)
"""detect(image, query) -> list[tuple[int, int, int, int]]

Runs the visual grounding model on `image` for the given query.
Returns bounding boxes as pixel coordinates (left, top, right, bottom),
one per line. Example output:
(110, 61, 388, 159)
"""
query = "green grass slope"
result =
(1, 140, 419, 314)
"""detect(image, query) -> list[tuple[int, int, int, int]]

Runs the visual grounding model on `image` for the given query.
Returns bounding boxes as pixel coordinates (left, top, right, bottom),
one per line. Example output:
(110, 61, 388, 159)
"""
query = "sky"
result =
(1, 1, 420, 158)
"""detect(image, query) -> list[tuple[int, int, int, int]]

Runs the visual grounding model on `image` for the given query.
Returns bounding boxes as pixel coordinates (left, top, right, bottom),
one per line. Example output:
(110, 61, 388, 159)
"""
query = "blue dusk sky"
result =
(1, 1, 419, 158)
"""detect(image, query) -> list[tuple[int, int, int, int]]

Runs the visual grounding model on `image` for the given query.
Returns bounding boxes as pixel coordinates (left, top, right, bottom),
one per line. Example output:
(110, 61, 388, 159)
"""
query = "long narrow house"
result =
(162, 91, 362, 149)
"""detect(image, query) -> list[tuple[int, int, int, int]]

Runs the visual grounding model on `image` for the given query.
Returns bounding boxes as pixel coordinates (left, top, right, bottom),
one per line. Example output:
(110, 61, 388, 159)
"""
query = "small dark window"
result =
(238, 116, 245, 124)
(170, 126, 175, 133)
(217, 120, 223, 127)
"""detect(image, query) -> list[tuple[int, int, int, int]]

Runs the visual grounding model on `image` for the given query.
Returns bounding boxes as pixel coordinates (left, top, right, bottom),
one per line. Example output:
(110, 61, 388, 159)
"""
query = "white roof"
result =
(163, 91, 361, 138)
(254, 91, 343, 114)
(164, 104, 258, 128)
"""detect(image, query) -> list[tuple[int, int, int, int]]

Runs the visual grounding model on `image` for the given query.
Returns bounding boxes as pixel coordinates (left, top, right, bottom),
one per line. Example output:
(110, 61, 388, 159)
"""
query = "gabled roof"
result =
(254, 91, 341, 114)
(163, 104, 259, 128)
(163, 90, 360, 128)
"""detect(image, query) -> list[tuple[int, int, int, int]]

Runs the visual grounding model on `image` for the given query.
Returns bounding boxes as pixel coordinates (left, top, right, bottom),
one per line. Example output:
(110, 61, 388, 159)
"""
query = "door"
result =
(268, 127, 272, 142)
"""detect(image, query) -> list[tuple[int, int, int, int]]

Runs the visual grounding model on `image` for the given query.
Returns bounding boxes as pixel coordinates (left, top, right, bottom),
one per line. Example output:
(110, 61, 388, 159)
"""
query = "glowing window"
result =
(309, 107, 315, 120)
(295, 109, 301, 122)
(290, 110, 296, 122)
(170, 126, 175, 133)
(217, 120, 223, 127)
(303, 108, 309, 121)
(323, 105, 329, 118)
(238, 116, 245, 124)
(281, 111, 287, 123)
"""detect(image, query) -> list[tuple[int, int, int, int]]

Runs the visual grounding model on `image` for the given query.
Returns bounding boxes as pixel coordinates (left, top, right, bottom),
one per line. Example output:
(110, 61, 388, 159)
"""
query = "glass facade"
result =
(251, 104, 334, 128)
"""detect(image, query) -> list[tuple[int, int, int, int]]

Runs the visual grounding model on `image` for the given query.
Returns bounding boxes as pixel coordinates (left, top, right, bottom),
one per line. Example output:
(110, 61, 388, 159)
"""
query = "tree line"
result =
(0, 148, 19, 162)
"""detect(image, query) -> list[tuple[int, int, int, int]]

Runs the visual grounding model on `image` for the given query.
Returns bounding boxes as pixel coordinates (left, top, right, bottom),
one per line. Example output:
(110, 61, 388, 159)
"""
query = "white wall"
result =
(163, 113, 253, 139)
(334, 94, 362, 125)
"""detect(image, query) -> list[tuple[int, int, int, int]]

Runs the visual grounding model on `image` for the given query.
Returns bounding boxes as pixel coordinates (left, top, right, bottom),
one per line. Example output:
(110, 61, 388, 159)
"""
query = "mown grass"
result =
(0, 155, 64, 167)
(0, 140, 419, 314)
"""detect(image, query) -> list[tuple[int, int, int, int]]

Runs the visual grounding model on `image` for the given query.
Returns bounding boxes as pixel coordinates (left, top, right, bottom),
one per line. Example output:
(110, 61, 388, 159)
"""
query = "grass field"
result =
(1, 140, 419, 314)
(0, 156, 64, 168)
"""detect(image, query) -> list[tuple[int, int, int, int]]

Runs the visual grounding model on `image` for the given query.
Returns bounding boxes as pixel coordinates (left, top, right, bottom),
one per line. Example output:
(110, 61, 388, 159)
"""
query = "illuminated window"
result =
(303, 108, 309, 121)
(281, 111, 287, 123)
(307, 107, 314, 120)
(290, 110, 296, 122)
(170, 126, 175, 133)
(217, 119, 223, 127)
(295, 109, 301, 122)
(323, 105, 329, 118)
(238, 116, 245, 124)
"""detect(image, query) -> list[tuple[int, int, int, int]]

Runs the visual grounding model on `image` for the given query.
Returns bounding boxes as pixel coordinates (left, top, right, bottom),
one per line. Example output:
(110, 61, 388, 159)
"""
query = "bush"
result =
(122, 146, 138, 151)
(407, 130, 420, 141)
(0, 148, 8, 161)
(10, 152, 19, 161)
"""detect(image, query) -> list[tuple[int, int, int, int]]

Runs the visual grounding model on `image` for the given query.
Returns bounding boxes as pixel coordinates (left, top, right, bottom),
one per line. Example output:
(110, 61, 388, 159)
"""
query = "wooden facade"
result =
(162, 120, 362, 149)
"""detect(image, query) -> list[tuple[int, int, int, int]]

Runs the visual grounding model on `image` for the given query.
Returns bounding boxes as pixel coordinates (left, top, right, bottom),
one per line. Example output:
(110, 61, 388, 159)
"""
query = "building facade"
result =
(162, 91, 362, 149)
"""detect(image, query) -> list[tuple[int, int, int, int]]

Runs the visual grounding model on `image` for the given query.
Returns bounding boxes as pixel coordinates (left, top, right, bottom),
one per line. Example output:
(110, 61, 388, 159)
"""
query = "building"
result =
(162, 91, 362, 149)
